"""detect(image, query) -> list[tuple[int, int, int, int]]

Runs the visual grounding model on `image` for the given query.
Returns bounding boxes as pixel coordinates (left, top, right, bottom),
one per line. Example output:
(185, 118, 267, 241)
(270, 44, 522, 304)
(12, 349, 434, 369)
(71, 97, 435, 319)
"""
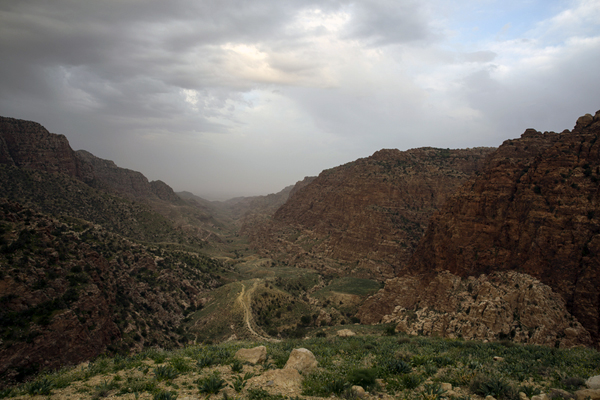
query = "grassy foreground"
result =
(2, 331, 599, 400)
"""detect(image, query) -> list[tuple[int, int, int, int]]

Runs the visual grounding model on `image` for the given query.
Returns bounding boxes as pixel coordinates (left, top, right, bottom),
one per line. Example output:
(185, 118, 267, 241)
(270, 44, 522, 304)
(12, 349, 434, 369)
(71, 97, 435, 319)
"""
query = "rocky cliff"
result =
(360, 111, 600, 347)
(0, 199, 228, 385)
(359, 271, 591, 348)
(243, 148, 494, 279)
(76, 150, 181, 203)
(0, 117, 94, 183)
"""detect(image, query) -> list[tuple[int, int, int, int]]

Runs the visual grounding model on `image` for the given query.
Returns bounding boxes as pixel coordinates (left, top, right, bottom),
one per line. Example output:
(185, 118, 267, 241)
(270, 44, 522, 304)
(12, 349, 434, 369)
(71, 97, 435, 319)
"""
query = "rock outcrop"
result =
(359, 271, 591, 347)
(362, 110, 600, 346)
(243, 147, 494, 279)
(0, 117, 94, 182)
(76, 150, 181, 203)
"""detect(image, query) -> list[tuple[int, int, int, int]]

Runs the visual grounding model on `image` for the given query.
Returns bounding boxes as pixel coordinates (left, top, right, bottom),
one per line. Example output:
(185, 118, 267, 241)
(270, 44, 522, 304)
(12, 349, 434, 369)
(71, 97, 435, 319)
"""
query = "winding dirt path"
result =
(237, 279, 280, 342)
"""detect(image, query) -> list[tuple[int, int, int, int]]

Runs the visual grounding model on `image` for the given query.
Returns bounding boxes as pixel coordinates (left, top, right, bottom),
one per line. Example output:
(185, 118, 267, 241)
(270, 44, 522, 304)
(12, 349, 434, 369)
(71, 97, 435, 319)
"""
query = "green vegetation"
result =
(1, 334, 598, 399)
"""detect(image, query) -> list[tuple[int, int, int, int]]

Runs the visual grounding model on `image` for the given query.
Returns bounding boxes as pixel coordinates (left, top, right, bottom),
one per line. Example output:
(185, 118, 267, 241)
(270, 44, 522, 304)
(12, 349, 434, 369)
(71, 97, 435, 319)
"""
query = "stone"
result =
(532, 395, 549, 400)
(337, 329, 356, 337)
(575, 389, 600, 400)
(351, 385, 367, 399)
(247, 368, 303, 396)
(493, 356, 505, 362)
(587, 376, 600, 390)
(519, 392, 529, 400)
(235, 346, 267, 365)
(440, 383, 452, 391)
(576, 114, 594, 128)
(284, 348, 318, 373)
(486, 395, 497, 400)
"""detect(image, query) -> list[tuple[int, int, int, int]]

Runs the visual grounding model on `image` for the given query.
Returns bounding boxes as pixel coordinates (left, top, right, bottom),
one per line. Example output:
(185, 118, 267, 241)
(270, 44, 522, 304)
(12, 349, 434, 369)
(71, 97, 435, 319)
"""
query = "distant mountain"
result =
(242, 147, 495, 279)
(0, 116, 228, 247)
(359, 111, 600, 347)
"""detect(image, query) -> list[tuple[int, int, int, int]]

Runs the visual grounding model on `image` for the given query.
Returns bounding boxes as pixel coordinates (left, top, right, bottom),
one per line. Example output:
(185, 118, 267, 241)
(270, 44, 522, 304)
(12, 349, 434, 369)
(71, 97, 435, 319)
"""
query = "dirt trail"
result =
(237, 279, 279, 342)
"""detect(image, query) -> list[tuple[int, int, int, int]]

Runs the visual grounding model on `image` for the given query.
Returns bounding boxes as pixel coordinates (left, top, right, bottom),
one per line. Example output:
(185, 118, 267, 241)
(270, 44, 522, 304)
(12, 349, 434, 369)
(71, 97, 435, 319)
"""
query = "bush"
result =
(197, 372, 225, 395)
(348, 368, 378, 390)
(386, 359, 412, 375)
(153, 365, 178, 381)
(24, 377, 53, 396)
(470, 375, 518, 400)
(153, 390, 178, 400)
(230, 358, 244, 373)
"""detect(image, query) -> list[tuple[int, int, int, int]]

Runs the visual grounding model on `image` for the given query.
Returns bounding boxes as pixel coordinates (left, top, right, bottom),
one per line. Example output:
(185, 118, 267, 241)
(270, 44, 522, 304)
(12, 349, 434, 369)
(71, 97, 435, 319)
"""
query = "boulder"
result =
(587, 376, 600, 390)
(351, 385, 367, 399)
(337, 329, 356, 337)
(284, 348, 318, 373)
(575, 389, 600, 400)
(234, 345, 267, 365)
(247, 368, 303, 396)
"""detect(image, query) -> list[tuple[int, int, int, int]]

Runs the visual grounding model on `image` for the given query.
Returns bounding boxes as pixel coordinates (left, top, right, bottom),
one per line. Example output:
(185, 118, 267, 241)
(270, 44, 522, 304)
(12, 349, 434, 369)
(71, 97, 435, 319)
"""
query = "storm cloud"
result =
(1, 0, 599, 199)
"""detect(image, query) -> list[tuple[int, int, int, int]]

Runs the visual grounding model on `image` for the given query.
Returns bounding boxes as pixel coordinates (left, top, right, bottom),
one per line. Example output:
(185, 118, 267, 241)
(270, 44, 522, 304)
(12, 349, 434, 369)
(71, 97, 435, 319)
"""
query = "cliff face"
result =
(0, 117, 93, 183)
(76, 150, 181, 203)
(244, 148, 495, 279)
(361, 111, 600, 346)
(0, 199, 227, 385)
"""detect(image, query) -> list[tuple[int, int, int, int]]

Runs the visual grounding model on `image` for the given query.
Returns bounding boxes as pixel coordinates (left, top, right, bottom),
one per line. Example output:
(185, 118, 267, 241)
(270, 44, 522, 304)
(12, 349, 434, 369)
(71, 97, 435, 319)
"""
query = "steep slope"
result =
(243, 148, 494, 279)
(0, 116, 230, 247)
(76, 150, 181, 203)
(0, 117, 93, 183)
(360, 111, 600, 346)
(0, 199, 229, 385)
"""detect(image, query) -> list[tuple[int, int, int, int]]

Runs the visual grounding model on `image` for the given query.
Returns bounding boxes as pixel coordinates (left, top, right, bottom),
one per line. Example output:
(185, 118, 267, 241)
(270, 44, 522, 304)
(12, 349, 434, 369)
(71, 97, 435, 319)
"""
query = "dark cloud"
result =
(0, 0, 598, 199)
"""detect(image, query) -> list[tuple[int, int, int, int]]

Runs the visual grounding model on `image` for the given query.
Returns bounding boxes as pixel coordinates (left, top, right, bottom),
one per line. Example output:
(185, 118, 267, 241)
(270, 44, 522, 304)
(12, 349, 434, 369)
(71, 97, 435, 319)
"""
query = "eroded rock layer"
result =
(244, 147, 495, 279)
(363, 111, 600, 346)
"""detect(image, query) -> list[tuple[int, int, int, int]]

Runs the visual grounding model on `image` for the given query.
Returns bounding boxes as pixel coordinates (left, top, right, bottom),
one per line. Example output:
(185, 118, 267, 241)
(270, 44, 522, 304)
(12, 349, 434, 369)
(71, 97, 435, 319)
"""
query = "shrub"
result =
(24, 377, 53, 396)
(348, 368, 378, 390)
(169, 356, 191, 373)
(197, 372, 225, 395)
(560, 377, 585, 391)
(400, 373, 424, 390)
(153, 365, 179, 381)
(470, 375, 518, 400)
(153, 390, 178, 400)
(230, 358, 244, 373)
(519, 385, 541, 398)
(422, 383, 447, 400)
(386, 359, 412, 375)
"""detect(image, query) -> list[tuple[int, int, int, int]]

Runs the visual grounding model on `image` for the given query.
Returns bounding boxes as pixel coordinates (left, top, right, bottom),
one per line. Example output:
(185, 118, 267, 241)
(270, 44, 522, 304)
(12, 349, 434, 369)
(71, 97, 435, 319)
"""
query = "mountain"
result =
(242, 147, 495, 280)
(359, 111, 600, 347)
(0, 199, 230, 385)
(0, 116, 228, 248)
(0, 117, 94, 183)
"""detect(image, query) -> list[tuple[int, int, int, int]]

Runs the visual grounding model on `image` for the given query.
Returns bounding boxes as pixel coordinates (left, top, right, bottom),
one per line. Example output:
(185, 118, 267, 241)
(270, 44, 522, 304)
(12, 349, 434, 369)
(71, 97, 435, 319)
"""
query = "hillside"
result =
(0, 199, 231, 386)
(242, 147, 495, 280)
(359, 111, 600, 347)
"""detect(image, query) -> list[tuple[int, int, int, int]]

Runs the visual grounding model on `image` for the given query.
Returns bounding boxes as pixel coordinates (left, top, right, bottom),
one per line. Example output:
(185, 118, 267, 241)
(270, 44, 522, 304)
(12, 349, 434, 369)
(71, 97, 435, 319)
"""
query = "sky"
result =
(1, 0, 599, 200)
